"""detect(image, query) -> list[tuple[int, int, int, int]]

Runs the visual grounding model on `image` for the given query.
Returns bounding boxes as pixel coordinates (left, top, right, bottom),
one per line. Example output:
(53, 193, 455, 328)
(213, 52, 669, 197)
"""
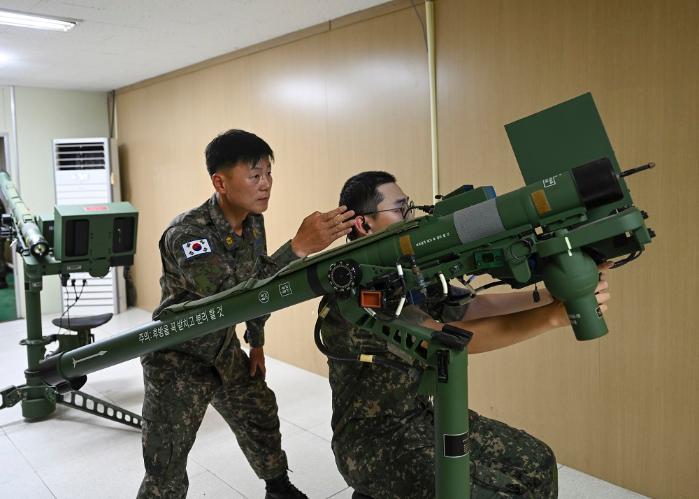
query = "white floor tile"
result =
(305, 420, 334, 443)
(559, 466, 648, 498)
(0, 403, 25, 432)
(281, 429, 349, 498)
(1, 475, 55, 498)
(327, 486, 353, 498)
(6, 406, 141, 473)
(0, 433, 42, 485)
(187, 470, 246, 498)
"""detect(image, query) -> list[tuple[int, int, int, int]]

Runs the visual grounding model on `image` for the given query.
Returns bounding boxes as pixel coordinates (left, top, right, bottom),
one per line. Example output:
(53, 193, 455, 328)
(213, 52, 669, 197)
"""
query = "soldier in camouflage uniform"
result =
(138, 129, 355, 499)
(318, 171, 612, 499)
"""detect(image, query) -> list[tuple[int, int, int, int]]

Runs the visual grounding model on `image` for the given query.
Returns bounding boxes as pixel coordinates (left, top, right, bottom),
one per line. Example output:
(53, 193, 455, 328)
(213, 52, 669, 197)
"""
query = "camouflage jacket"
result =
(321, 286, 472, 437)
(146, 194, 297, 375)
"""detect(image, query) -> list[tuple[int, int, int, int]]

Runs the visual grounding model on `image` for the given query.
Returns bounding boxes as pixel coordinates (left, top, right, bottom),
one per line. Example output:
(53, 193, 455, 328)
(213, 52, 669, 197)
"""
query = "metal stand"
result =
(434, 347, 469, 499)
(0, 271, 143, 430)
(58, 390, 142, 429)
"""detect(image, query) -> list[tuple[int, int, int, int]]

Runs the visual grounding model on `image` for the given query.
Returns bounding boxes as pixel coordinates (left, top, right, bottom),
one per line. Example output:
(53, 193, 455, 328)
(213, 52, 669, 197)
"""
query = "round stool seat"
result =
(51, 313, 113, 332)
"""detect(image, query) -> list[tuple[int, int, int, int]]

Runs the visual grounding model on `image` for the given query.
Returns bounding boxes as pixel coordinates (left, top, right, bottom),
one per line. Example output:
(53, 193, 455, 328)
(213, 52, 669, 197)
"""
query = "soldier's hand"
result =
(291, 206, 355, 257)
(548, 277, 611, 328)
(595, 260, 612, 314)
(249, 346, 266, 379)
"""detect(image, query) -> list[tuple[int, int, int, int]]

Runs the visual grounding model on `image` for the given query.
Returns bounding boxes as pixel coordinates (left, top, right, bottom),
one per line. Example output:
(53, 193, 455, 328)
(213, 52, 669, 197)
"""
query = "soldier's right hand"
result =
(290, 206, 355, 257)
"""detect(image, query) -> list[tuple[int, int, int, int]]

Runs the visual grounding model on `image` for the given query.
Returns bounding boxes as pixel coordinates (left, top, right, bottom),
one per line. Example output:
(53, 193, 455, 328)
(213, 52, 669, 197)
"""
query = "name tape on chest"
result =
(182, 238, 212, 259)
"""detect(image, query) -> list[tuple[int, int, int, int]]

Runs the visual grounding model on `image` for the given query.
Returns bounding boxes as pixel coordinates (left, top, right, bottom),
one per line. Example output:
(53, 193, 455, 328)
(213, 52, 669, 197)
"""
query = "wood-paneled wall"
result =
(116, 1, 698, 496)
(437, 1, 698, 497)
(116, 4, 432, 375)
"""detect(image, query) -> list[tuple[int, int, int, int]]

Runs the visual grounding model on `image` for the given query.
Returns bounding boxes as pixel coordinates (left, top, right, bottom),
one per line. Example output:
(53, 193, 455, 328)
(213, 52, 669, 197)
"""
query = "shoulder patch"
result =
(182, 238, 212, 259)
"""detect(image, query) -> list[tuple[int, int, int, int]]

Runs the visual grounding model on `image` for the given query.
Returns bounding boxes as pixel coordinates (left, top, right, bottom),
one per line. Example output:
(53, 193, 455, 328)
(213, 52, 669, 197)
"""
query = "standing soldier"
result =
(138, 129, 354, 498)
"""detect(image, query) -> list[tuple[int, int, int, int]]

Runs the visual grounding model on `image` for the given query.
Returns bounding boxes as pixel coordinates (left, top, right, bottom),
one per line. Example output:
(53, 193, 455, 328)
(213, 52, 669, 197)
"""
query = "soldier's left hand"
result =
(249, 346, 267, 379)
(291, 206, 355, 257)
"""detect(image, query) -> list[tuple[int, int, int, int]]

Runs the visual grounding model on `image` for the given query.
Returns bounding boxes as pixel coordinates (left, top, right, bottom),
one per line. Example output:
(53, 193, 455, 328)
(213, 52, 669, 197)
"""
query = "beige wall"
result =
(437, 1, 698, 497)
(116, 5, 432, 374)
(116, 1, 698, 496)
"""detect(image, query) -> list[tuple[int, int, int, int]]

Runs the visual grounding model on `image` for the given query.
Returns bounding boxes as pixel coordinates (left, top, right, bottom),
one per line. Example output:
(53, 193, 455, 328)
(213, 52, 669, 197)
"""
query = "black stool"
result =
(50, 313, 113, 353)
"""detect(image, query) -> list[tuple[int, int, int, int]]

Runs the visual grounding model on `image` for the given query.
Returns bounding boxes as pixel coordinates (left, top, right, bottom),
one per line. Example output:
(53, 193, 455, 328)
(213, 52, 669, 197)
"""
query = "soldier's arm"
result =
(268, 241, 298, 269)
(417, 280, 610, 354)
(462, 262, 612, 321)
(417, 303, 568, 354)
(462, 289, 554, 321)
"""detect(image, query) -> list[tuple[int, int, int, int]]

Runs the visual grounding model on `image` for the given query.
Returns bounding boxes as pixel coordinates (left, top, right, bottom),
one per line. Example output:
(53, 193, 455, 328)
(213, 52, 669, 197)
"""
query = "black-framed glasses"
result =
(360, 200, 416, 220)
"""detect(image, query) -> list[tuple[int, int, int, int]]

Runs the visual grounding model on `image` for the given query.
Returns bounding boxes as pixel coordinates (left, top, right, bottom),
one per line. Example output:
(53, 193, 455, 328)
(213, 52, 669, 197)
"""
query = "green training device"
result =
(0, 171, 140, 427)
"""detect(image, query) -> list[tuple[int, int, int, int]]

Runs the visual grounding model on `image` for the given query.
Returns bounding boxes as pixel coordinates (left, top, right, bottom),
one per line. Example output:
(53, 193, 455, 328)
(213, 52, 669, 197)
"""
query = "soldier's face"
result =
(365, 182, 413, 233)
(214, 157, 273, 215)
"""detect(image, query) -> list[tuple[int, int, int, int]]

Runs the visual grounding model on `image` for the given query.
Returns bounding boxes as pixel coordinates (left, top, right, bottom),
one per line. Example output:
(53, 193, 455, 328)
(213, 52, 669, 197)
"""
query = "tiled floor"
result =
(0, 309, 648, 498)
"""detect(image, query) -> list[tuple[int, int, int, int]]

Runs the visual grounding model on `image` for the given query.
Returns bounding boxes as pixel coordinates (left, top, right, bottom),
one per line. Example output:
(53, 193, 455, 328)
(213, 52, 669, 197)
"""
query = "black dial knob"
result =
(328, 260, 361, 293)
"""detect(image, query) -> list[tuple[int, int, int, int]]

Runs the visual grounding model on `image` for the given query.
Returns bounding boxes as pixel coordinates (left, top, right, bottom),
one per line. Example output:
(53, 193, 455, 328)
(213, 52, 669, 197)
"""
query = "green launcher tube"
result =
(38, 156, 651, 386)
(0, 171, 49, 258)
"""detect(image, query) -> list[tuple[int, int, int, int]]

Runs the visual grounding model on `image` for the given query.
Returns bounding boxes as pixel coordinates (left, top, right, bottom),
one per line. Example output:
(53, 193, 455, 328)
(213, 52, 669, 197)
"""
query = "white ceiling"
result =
(0, 0, 389, 91)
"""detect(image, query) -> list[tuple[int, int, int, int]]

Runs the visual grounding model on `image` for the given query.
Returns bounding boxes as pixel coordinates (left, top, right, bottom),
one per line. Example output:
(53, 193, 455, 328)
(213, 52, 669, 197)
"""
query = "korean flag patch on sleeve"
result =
(182, 238, 212, 259)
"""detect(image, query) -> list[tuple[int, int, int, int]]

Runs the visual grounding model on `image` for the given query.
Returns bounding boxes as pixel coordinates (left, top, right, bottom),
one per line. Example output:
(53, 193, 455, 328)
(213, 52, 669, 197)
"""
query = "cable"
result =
(410, 0, 428, 50)
(474, 280, 509, 292)
(55, 279, 86, 338)
(609, 251, 642, 268)
(314, 311, 410, 373)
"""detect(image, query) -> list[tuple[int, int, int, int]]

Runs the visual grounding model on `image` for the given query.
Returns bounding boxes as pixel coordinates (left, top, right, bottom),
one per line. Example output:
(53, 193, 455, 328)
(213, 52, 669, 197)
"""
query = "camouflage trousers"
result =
(332, 409, 557, 498)
(137, 346, 288, 498)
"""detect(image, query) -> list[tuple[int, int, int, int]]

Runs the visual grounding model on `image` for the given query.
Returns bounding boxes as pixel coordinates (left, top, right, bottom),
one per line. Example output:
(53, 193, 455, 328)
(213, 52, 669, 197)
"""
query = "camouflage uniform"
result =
(320, 291, 558, 499)
(138, 195, 298, 498)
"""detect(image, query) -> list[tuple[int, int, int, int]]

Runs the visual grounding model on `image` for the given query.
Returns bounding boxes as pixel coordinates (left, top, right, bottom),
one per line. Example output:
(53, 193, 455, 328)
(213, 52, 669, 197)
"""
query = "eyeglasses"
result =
(360, 200, 415, 220)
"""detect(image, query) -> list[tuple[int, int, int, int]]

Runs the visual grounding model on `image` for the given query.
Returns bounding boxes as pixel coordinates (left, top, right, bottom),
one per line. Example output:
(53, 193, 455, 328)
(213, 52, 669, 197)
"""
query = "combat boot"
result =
(264, 472, 308, 499)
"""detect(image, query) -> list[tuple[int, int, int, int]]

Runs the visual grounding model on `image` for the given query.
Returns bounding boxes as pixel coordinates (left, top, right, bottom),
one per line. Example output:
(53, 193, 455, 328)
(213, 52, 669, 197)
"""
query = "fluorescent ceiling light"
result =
(0, 9, 78, 32)
(0, 52, 14, 65)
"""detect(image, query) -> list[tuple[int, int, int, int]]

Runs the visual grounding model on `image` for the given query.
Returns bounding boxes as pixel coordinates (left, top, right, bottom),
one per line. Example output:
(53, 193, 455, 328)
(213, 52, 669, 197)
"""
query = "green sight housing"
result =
(53, 202, 138, 277)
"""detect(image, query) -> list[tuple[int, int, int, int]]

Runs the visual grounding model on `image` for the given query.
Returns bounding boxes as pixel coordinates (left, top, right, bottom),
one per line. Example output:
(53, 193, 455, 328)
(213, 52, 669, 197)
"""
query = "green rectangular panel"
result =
(505, 93, 622, 184)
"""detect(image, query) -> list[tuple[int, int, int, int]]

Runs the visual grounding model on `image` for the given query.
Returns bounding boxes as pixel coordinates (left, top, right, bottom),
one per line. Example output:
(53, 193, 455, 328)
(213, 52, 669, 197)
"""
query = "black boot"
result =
(265, 472, 308, 499)
(352, 491, 374, 499)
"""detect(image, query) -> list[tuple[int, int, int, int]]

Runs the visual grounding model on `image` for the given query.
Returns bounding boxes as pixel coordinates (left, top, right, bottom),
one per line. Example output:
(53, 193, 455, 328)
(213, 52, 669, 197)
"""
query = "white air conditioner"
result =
(53, 137, 127, 316)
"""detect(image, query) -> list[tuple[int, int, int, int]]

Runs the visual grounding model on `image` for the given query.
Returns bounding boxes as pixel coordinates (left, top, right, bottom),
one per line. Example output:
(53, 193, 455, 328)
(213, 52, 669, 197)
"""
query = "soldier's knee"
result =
(528, 438, 558, 496)
(537, 439, 557, 473)
(141, 418, 190, 480)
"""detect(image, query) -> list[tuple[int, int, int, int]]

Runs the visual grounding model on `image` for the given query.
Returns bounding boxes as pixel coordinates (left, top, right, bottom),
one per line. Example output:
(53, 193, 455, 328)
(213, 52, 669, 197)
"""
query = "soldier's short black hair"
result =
(339, 171, 396, 240)
(205, 129, 274, 175)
